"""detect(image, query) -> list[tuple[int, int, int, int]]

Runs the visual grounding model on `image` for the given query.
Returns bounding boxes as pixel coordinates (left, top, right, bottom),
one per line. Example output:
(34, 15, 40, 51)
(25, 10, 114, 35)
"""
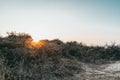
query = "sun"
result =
(32, 36, 40, 42)
(31, 41, 39, 46)
(31, 38, 45, 48)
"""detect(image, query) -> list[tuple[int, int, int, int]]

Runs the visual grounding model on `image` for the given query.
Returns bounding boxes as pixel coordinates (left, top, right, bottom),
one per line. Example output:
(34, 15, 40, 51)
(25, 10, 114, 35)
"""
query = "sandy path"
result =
(74, 61, 120, 80)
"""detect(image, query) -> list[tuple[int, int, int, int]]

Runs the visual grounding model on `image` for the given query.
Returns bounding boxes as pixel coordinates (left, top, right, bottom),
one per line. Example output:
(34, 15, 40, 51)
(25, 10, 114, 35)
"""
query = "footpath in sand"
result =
(74, 61, 120, 80)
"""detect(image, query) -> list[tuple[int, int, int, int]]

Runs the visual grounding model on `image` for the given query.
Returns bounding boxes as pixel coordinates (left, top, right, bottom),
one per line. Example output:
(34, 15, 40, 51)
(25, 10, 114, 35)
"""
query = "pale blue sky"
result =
(0, 0, 120, 45)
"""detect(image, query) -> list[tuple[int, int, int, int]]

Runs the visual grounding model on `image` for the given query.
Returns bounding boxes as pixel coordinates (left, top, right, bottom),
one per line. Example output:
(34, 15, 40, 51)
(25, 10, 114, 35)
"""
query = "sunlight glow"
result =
(33, 37, 40, 42)
(30, 40, 45, 49)
(31, 41, 40, 47)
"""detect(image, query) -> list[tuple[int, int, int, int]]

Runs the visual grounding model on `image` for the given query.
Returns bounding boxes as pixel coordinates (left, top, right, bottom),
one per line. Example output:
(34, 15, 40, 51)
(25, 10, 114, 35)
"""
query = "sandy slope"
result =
(104, 62, 120, 72)
(74, 61, 120, 80)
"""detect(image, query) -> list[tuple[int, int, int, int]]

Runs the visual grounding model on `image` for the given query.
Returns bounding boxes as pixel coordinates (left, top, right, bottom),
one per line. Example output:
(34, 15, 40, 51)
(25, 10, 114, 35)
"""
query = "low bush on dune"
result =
(0, 32, 120, 80)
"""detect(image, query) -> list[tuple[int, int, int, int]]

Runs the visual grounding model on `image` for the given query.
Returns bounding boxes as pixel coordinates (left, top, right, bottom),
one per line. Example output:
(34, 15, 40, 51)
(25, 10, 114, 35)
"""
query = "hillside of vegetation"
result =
(0, 32, 120, 80)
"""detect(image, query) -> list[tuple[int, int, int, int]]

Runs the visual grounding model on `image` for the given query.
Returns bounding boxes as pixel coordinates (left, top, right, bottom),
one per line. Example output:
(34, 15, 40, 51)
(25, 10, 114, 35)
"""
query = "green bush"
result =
(0, 32, 120, 79)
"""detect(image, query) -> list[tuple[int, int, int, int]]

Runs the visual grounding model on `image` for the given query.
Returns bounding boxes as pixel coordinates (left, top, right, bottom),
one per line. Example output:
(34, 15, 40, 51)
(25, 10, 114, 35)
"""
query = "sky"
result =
(0, 0, 120, 45)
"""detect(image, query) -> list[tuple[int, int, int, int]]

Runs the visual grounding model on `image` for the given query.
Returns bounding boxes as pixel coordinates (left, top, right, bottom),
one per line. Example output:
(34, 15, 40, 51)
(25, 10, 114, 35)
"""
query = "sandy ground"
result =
(104, 62, 120, 72)
(73, 61, 120, 80)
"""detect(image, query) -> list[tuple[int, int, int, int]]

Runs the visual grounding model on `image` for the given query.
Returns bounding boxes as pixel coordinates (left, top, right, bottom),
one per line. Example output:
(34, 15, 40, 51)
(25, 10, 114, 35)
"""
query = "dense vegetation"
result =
(0, 32, 120, 80)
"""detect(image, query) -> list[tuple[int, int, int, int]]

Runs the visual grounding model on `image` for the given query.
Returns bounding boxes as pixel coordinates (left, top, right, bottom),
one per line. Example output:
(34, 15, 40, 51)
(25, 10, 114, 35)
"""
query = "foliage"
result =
(0, 32, 120, 80)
